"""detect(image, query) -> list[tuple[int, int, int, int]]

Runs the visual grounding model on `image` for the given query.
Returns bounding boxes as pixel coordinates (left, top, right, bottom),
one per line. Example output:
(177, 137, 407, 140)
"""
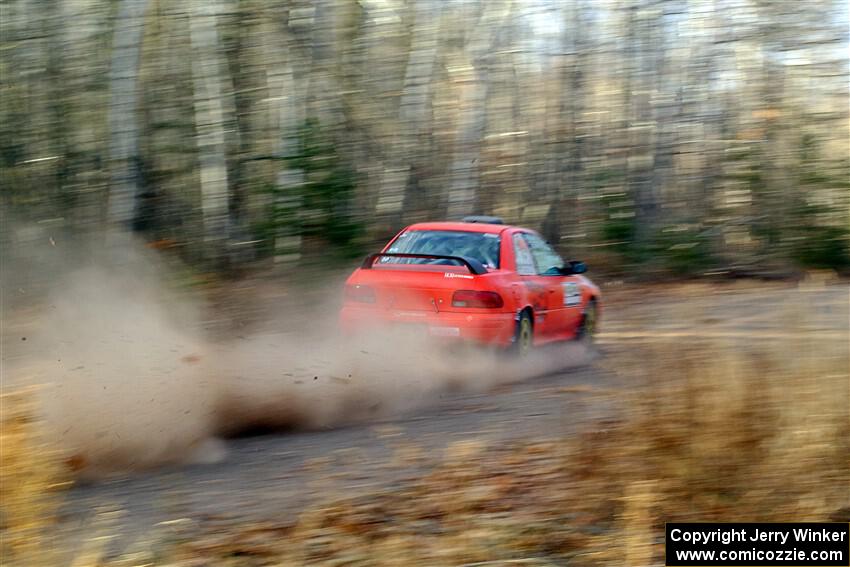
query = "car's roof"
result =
(404, 221, 513, 235)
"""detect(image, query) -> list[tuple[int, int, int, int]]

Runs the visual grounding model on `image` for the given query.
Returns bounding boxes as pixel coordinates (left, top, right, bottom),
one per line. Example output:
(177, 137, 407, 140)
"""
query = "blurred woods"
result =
(1, 0, 848, 276)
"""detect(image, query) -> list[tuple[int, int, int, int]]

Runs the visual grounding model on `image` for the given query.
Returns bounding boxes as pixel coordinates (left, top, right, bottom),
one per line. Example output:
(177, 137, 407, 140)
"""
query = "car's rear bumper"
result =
(339, 305, 516, 347)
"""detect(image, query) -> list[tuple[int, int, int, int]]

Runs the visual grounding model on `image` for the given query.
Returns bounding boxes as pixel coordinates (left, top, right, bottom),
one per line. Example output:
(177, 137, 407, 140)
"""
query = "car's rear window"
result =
(383, 230, 501, 269)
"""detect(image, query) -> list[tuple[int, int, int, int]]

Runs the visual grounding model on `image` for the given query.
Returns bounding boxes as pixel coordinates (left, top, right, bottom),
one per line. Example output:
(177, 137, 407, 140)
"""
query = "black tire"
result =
(576, 299, 598, 344)
(510, 310, 534, 357)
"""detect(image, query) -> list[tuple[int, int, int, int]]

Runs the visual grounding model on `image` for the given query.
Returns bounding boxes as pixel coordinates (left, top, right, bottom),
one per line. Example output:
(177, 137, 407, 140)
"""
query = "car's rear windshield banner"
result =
(666, 523, 849, 566)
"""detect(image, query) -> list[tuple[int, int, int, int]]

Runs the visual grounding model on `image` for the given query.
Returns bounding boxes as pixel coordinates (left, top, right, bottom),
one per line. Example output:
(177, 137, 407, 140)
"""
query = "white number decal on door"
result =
(563, 282, 581, 306)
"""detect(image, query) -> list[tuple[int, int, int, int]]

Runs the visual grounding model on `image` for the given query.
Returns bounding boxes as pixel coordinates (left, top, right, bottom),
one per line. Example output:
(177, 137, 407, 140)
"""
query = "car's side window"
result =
(512, 233, 537, 276)
(523, 233, 565, 276)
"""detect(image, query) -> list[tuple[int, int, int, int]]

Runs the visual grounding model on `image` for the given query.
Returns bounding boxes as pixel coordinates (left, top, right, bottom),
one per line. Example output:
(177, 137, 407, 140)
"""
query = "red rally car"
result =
(339, 216, 601, 355)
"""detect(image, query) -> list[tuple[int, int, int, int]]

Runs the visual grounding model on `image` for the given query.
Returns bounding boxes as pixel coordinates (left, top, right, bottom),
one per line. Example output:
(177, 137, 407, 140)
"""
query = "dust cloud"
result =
(10, 242, 591, 478)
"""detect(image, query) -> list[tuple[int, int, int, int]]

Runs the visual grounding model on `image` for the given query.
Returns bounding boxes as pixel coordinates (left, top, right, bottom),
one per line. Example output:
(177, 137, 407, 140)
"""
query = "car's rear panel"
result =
(340, 265, 516, 346)
(353, 266, 499, 312)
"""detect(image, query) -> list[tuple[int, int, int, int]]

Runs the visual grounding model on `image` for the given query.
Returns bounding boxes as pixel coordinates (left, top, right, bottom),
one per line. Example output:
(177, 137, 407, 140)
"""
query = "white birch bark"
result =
(189, 0, 231, 253)
(375, 0, 441, 217)
(107, 0, 150, 227)
(446, 0, 513, 220)
(266, 9, 306, 262)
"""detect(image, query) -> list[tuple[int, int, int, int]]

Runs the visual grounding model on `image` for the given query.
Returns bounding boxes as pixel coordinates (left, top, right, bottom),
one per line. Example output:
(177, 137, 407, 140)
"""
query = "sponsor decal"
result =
(444, 272, 474, 279)
(563, 282, 581, 306)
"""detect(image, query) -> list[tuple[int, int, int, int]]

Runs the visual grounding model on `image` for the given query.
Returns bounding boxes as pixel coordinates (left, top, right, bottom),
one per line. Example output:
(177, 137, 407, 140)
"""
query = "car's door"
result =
(510, 232, 553, 339)
(522, 232, 583, 340)
(508, 232, 560, 340)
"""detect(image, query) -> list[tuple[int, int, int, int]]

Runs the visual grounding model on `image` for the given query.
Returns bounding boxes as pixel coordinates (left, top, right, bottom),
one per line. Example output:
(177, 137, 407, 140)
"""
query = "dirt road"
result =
(60, 360, 617, 549)
(44, 281, 850, 553)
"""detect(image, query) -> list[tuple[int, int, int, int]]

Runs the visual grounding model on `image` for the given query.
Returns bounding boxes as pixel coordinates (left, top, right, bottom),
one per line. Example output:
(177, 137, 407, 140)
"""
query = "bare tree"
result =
(375, 0, 442, 225)
(107, 0, 151, 228)
(189, 0, 232, 259)
(446, 0, 514, 220)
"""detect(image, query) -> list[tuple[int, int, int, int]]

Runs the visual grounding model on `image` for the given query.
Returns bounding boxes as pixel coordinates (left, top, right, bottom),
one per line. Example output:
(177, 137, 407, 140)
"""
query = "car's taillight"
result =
(345, 284, 376, 303)
(451, 290, 504, 308)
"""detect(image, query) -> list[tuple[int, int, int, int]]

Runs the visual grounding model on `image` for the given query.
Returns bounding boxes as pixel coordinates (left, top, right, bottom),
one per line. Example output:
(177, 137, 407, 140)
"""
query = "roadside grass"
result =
(0, 387, 71, 567)
(2, 327, 847, 565)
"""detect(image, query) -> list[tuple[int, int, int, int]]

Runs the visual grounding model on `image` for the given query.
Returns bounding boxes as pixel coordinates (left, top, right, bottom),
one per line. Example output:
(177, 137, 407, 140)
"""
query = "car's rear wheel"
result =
(576, 299, 598, 344)
(511, 310, 533, 357)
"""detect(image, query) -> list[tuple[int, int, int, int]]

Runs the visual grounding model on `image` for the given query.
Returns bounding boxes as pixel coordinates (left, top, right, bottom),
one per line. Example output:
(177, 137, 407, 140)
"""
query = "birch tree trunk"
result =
(107, 0, 150, 228)
(375, 0, 441, 223)
(446, 0, 513, 220)
(543, 0, 589, 245)
(189, 0, 231, 260)
(445, 65, 489, 220)
(269, 6, 306, 263)
(625, 2, 660, 247)
(649, 5, 673, 229)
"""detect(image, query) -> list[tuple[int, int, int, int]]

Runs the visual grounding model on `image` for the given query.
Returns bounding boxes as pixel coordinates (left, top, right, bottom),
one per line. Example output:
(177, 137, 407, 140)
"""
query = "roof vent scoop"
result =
(462, 215, 504, 225)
